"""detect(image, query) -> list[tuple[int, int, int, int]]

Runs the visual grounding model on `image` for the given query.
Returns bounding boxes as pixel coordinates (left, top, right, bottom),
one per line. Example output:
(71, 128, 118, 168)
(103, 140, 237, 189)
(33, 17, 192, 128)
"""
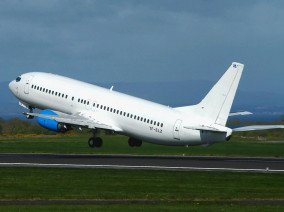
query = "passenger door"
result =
(173, 119, 182, 140)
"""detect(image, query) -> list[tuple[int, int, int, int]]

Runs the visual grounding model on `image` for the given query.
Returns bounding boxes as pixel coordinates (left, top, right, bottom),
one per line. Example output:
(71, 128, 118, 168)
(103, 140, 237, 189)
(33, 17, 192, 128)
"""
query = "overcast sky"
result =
(1, 0, 284, 93)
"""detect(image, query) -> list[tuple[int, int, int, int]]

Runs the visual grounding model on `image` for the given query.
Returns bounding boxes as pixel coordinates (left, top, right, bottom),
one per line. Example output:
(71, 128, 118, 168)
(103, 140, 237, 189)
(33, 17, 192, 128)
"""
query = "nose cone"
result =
(9, 81, 13, 91)
(9, 80, 17, 95)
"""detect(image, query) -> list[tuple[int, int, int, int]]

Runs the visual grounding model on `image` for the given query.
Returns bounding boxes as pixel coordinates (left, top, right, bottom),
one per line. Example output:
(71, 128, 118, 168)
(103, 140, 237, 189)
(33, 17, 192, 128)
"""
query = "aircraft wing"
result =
(23, 112, 122, 132)
(232, 125, 284, 132)
(229, 111, 252, 116)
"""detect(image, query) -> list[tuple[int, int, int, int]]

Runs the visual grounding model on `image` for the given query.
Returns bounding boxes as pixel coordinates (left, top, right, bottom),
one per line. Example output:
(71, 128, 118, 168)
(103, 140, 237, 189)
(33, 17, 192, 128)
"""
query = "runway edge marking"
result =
(0, 162, 283, 174)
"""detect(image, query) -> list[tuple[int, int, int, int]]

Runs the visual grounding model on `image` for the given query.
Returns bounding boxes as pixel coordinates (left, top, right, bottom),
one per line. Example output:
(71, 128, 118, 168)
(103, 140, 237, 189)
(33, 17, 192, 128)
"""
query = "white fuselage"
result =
(9, 72, 229, 146)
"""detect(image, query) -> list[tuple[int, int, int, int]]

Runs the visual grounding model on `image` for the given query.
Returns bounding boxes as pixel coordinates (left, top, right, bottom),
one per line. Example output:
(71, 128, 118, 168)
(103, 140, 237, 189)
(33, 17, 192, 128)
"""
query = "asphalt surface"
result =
(0, 153, 284, 173)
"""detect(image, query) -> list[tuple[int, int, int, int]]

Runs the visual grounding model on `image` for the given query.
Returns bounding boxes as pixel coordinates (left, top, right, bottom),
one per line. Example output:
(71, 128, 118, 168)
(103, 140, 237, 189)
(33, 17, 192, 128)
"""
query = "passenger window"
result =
(72, 97, 74, 101)
(43, 88, 45, 92)
(154, 121, 156, 125)
(144, 118, 146, 122)
(55, 92, 57, 96)
(40, 87, 42, 91)
(104, 106, 106, 110)
(157, 122, 160, 127)
(117, 110, 119, 114)
(66, 95, 68, 99)
(147, 119, 149, 123)
(161, 123, 163, 127)
(93, 103, 96, 107)
(62, 94, 64, 98)
(150, 120, 153, 124)
(31, 85, 34, 89)
(84, 100, 86, 104)
(110, 108, 113, 112)
(130, 114, 133, 118)
(81, 100, 83, 103)
(49, 90, 51, 94)
(124, 112, 126, 116)
(87, 101, 89, 105)
(113, 109, 116, 113)
(107, 107, 109, 111)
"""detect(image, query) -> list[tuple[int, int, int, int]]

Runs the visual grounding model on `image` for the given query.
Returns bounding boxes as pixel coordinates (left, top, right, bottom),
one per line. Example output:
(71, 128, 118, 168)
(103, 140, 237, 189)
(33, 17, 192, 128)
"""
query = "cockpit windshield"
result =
(16, 76, 21, 82)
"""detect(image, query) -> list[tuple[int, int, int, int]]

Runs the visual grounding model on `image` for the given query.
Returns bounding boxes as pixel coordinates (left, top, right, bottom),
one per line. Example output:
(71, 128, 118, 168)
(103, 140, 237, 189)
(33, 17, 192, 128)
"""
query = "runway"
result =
(0, 153, 284, 173)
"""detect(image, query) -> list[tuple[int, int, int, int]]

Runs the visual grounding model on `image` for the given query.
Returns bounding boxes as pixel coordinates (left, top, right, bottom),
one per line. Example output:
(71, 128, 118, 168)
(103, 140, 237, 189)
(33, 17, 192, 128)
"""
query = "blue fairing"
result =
(38, 110, 59, 132)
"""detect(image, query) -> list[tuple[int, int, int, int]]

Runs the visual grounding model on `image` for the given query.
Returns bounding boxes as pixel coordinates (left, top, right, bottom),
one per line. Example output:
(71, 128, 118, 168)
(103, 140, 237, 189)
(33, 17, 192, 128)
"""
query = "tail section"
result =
(176, 62, 244, 126)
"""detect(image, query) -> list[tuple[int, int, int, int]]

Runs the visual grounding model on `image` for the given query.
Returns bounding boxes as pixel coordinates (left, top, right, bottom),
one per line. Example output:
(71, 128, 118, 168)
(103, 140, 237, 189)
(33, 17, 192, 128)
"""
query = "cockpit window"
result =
(16, 77, 21, 82)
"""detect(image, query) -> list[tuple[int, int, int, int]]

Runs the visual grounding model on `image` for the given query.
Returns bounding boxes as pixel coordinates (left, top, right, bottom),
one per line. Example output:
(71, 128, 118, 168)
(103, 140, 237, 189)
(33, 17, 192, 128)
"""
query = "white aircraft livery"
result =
(9, 62, 284, 148)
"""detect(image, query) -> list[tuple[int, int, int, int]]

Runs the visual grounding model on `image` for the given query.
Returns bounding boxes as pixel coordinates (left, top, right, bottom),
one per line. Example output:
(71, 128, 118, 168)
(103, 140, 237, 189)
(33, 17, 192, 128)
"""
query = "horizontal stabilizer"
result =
(232, 125, 284, 132)
(229, 111, 253, 116)
(184, 125, 227, 133)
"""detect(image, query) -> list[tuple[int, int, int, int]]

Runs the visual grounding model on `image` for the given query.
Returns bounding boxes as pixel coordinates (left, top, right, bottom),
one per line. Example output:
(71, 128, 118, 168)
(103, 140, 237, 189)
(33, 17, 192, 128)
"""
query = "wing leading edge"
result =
(24, 112, 122, 132)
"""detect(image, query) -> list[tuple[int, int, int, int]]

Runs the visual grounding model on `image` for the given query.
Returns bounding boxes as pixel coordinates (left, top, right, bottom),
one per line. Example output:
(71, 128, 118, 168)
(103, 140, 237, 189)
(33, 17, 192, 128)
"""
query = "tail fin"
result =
(175, 62, 244, 126)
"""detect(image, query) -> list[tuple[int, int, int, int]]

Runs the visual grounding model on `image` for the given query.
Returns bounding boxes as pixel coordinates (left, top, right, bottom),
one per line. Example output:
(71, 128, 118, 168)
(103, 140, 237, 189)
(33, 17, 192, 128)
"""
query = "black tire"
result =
(128, 138, 135, 147)
(88, 137, 95, 148)
(95, 137, 103, 148)
(135, 140, 142, 147)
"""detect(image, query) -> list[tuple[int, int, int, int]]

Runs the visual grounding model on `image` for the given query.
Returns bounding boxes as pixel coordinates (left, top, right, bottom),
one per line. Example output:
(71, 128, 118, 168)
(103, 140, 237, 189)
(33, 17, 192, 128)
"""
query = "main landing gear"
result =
(128, 138, 142, 147)
(88, 137, 103, 148)
(88, 130, 103, 148)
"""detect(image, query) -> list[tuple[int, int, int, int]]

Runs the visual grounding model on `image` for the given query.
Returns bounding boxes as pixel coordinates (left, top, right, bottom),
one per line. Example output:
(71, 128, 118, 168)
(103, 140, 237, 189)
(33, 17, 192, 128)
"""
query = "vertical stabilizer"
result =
(175, 62, 244, 126)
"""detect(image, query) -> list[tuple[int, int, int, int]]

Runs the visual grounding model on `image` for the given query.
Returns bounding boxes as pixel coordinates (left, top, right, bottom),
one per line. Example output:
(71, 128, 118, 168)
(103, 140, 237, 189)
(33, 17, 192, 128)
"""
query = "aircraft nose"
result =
(9, 80, 16, 94)
(9, 81, 13, 91)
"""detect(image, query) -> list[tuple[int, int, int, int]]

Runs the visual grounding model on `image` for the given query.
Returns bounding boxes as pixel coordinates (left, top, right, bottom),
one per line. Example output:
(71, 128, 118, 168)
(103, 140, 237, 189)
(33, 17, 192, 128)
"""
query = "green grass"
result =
(1, 167, 284, 200)
(1, 202, 284, 212)
(0, 134, 284, 157)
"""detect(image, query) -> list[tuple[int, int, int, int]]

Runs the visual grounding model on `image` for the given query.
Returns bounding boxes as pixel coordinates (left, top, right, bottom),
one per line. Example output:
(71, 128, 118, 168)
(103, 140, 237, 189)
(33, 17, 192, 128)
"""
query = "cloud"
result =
(0, 0, 284, 94)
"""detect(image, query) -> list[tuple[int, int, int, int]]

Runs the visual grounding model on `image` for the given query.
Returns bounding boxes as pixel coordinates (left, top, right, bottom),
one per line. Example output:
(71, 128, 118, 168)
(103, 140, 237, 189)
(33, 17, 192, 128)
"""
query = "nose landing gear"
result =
(26, 107, 34, 119)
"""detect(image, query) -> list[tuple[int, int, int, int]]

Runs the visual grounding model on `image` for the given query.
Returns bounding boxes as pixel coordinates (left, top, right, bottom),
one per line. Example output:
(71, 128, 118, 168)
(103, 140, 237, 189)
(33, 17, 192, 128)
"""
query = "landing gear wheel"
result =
(94, 137, 103, 147)
(136, 140, 142, 147)
(128, 138, 135, 147)
(88, 137, 95, 148)
(88, 137, 103, 148)
(26, 114, 34, 119)
(128, 138, 142, 147)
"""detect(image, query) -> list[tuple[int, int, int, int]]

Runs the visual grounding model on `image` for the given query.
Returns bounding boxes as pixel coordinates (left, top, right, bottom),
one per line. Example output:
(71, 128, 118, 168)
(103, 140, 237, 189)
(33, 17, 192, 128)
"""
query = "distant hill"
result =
(2, 80, 284, 122)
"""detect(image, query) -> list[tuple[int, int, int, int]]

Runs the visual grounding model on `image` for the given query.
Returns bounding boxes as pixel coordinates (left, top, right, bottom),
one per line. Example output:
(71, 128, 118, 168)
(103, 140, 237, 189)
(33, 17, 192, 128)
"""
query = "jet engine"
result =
(38, 110, 71, 132)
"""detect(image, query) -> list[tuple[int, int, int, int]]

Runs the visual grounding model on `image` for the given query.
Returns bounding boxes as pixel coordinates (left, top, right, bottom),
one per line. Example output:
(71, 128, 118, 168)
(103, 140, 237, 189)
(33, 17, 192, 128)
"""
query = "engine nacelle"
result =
(38, 110, 71, 132)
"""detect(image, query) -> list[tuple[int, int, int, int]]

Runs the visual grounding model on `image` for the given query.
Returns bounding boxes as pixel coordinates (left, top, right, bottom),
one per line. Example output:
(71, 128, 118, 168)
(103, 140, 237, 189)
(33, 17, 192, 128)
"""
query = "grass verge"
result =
(0, 167, 284, 200)
(1, 202, 284, 212)
(1, 135, 284, 157)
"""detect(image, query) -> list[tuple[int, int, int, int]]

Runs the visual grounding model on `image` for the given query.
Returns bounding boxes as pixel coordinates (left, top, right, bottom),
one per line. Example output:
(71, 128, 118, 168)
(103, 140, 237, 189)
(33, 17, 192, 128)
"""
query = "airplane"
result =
(8, 62, 284, 148)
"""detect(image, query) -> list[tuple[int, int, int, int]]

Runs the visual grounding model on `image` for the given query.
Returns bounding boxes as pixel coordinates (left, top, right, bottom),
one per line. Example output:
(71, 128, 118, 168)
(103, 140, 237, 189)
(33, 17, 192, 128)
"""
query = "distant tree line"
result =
(0, 117, 57, 135)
